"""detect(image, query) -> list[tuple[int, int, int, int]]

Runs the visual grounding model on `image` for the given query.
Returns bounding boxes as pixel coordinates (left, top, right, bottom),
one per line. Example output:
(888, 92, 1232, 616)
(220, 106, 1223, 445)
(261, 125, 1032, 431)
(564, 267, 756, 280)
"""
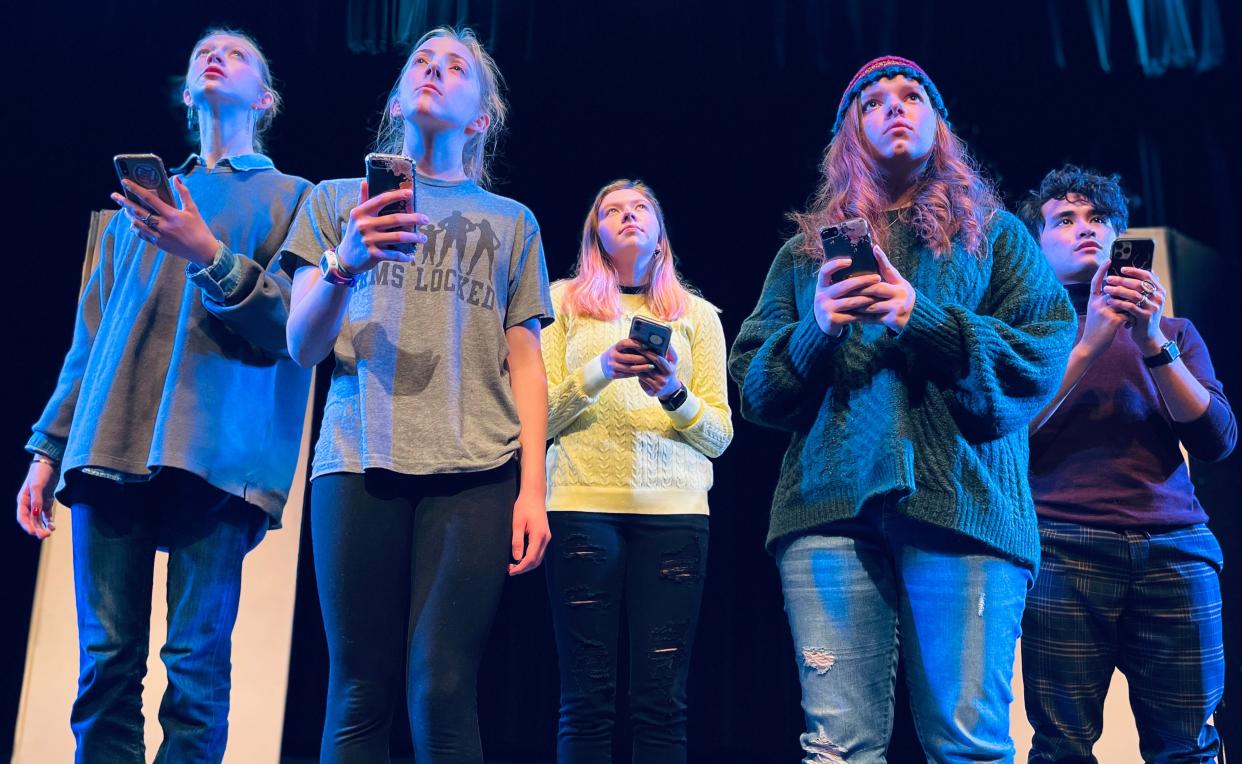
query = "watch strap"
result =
(660, 385, 689, 411)
(1143, 339, 1180, 368)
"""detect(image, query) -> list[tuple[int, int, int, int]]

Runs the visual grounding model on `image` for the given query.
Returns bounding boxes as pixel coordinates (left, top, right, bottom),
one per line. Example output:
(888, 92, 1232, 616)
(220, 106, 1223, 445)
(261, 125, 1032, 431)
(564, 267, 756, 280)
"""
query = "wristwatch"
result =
(319, 249, 356, 286)
(660, 385, 689, 411)
(1143, 339, 1181, 368)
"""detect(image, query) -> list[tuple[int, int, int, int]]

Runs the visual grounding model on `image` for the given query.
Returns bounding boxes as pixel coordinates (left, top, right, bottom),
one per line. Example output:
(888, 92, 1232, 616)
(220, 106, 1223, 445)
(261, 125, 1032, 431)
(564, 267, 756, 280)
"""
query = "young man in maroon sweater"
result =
(1017, 165, 1236, 763)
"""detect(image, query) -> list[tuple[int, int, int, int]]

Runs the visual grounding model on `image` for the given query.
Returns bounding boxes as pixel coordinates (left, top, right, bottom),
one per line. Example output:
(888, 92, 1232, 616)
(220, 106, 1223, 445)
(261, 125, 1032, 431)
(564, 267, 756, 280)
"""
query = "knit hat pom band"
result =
(832, 55, 949, 135)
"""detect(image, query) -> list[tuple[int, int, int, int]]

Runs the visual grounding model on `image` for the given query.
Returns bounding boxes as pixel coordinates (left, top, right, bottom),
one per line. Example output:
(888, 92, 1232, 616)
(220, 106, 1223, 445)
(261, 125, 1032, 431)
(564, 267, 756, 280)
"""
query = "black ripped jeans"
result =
(545, 511, 709, 764)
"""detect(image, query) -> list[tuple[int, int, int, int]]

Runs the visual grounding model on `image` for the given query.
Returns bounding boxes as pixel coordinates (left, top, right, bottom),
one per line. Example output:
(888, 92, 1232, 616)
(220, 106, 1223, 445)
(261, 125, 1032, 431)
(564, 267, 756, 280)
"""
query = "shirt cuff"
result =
(1172, 395, 1237, 462)
(665, 389, 705, 429)
(788, 311, 848, 378)
(895, 289, 957, 358)
(26, 432, 66, 463)
(186, 243, 241, 304)
(581, 356, 612, 397)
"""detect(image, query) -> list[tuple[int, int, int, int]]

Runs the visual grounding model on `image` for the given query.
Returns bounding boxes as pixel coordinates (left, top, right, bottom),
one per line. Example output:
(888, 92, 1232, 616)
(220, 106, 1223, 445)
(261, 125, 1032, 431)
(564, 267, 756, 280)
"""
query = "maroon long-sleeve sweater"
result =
(1029, 284, 1236, 528)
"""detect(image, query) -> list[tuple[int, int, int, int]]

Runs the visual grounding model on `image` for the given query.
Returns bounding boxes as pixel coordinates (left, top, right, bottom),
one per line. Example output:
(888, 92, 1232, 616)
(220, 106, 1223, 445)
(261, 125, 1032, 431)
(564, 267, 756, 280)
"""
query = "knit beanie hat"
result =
(832, 55, 949, 134)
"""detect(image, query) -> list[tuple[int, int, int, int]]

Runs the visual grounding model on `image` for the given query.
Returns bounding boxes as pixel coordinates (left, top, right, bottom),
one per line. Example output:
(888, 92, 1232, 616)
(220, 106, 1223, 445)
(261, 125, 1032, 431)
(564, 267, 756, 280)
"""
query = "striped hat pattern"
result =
(832, 55, 949, 134)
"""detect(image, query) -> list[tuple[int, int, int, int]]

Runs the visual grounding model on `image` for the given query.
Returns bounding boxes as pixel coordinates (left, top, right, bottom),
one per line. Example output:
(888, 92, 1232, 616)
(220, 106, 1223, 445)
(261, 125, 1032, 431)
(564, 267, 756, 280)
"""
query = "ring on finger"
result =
(1137, 294, 1150, 308)
(1141, 280, 1156, 295)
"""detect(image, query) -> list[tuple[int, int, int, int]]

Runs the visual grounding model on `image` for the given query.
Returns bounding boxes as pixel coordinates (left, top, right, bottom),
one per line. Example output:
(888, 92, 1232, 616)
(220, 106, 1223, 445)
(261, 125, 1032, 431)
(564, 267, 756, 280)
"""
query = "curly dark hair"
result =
(1017, 164, 1129, 238)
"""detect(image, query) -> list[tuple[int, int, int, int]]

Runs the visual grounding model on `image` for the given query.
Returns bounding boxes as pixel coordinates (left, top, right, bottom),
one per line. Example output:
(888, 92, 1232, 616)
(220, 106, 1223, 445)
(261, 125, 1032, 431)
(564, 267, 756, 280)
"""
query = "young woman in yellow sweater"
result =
(541, 179, 732, 763)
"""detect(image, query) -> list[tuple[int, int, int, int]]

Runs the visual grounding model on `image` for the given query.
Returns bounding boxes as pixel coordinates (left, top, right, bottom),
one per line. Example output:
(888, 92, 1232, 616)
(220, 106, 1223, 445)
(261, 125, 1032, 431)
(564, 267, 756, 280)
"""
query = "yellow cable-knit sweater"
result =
(542, 282, 733, 515)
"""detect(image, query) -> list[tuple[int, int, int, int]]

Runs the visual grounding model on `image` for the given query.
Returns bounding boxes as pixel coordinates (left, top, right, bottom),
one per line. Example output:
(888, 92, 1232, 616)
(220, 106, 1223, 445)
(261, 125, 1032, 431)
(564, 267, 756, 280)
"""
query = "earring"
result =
(186, 106, 198, 132)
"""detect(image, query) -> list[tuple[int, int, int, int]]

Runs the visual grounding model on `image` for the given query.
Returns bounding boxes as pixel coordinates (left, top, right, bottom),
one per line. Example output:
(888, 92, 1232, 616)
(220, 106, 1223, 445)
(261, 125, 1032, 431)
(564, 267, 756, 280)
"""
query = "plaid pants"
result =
(1021, 519, 1225, 763)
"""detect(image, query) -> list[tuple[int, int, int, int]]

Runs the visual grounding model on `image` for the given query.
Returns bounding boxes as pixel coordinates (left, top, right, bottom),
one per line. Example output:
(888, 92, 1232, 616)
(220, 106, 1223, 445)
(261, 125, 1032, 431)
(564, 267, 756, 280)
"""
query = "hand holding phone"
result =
(111, 154, 220, 265)
(599, 338, 654, 381)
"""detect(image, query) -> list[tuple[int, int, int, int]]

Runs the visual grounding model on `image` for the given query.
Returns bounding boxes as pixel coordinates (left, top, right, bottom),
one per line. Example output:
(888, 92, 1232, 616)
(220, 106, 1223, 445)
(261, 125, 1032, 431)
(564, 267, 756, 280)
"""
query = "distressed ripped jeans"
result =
(545, 511, 709, 764)
(776, 498, 1032, 764)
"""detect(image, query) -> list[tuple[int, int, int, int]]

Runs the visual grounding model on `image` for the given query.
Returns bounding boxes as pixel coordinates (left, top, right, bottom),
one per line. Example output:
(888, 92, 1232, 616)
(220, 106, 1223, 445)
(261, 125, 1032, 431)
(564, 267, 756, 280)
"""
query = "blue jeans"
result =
(776, 496, 1032, 764)
(1022, 520, 1224, 764)
(66, 469, 267, 764)
(545, 511, 710, 764)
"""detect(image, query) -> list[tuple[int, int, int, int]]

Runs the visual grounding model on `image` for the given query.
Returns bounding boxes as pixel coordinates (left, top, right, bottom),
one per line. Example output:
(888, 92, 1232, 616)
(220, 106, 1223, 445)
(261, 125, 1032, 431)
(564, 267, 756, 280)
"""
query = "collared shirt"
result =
(28, 154, 313, 524)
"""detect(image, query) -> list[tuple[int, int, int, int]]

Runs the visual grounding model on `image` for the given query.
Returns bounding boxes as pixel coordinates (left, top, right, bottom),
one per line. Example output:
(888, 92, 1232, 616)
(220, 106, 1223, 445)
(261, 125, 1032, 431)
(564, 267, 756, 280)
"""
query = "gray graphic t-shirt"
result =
(280, 174, 553, 479)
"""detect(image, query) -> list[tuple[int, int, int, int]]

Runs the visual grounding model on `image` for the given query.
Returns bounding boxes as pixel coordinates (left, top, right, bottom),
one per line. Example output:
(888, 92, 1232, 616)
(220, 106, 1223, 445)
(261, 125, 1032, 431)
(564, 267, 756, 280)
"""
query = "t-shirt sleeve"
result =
(278, 180, 349, 277)
(505, 210, 554, 329)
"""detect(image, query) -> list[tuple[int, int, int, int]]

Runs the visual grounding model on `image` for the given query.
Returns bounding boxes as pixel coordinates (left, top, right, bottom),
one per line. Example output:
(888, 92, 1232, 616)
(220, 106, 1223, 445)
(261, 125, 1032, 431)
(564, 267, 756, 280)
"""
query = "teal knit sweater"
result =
(728, 210, 1075, 569)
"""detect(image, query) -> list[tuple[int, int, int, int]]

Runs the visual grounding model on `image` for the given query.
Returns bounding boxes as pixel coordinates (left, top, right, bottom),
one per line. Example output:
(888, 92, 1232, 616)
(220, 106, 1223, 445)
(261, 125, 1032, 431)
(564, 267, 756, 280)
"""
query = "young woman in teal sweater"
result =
(729, 56, 1076, 763)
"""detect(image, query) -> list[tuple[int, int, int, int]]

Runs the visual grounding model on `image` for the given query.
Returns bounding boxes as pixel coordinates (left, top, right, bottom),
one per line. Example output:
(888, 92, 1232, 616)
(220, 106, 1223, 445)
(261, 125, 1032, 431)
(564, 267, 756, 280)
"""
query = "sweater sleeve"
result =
(665, 300, 733, 458)
(728, 238, 847, 432)
(27, 220, 119, 461)
(189, 180, 311, 359)
(895, 212, 1077, 442)
(1169, 319, 1237, 462)
(542, 292, 611, 439)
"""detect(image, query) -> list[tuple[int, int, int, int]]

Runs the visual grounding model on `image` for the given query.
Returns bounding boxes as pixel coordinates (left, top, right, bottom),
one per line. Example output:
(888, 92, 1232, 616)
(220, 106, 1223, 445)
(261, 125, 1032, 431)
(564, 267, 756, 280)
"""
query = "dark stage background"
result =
(4, 1, 1239, 761)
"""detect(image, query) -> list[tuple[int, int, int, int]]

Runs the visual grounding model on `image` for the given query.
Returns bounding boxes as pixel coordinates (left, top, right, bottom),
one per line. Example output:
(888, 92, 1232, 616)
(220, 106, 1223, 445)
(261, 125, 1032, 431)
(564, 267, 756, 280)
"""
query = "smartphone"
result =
(1108, 237, 1155, 277)
(629, 316, 673, 358)
(365, 153, 415, 254)
(113, 154, 175, 212)
(821, 217, 879, 283)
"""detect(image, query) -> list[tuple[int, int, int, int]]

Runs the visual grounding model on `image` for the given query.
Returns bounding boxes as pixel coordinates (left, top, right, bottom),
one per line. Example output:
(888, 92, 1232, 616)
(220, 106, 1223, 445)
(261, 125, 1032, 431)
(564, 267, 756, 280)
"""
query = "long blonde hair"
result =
(792, 99, 1001, 259)
(374, 26, 507, 187)
(560, 180, 696, 322)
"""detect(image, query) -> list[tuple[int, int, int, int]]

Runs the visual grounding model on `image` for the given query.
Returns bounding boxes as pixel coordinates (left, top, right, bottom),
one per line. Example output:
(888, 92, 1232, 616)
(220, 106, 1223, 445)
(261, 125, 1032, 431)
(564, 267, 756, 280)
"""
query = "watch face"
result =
(320, 250, 353, 285)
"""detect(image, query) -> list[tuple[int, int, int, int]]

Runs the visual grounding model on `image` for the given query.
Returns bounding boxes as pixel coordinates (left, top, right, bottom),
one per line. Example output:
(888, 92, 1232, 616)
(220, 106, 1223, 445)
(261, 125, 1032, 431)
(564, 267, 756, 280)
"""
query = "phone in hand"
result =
(365, 152, 416, 253)
(1108, 237, 1155, 277)
(822, 217, 878, 284)
(629, 316, 672, 358)
(113, 154, 175, 212)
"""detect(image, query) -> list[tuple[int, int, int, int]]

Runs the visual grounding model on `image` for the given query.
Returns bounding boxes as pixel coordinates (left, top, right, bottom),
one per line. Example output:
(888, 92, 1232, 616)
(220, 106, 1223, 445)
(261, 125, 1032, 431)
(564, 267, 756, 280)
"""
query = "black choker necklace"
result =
(619, 284, 649, 295)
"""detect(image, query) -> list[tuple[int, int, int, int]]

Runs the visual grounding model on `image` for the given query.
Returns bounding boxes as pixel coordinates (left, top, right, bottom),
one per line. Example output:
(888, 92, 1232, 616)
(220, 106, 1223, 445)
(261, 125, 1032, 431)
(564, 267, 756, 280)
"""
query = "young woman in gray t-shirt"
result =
(281, 26, 553, 764)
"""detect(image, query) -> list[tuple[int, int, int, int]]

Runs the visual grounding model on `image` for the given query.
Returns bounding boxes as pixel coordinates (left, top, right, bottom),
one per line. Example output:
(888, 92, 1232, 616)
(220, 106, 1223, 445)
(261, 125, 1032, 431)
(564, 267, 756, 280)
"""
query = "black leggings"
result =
(311, 463, 515, 764)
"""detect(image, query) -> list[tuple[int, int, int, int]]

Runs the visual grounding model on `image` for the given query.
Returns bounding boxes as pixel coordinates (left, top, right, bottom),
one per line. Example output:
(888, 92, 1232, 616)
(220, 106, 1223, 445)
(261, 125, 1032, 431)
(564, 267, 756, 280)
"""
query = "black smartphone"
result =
(113, 154, 175, 212)
(1108, 237, 1155, 277)
(821, 217, 879, 283)
(365, 153, 416, 254)
(629, 316, 672, 358)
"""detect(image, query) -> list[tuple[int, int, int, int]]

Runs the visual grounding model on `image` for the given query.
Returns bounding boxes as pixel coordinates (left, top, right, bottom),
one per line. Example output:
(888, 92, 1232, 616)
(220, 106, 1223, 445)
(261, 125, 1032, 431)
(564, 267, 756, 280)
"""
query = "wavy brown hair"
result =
(792, 98, 1001, 260)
